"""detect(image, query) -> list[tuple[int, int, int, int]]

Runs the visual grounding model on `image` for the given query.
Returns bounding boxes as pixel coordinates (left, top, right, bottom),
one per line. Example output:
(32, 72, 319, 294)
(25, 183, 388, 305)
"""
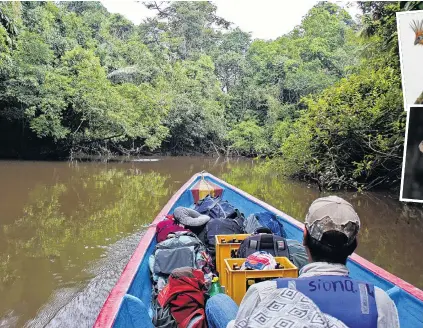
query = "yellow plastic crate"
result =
(215, 234, 250, 289)
(224, 257, 298, 305)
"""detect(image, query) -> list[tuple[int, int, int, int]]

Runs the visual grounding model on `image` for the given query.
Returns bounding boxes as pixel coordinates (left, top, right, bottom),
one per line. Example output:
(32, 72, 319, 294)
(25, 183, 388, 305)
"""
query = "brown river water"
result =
(0, 157, 422, 327)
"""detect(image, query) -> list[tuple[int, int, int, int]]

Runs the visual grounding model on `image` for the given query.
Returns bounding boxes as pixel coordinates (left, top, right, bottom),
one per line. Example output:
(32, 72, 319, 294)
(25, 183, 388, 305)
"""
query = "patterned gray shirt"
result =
(227, 262, 399, 328)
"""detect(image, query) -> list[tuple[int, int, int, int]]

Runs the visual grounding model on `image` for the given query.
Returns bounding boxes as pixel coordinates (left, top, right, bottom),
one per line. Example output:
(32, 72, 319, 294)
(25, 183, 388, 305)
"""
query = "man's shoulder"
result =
(373, 286, 396, 306)
(373, 286, 400, 328)
(248, 279, 278, 293)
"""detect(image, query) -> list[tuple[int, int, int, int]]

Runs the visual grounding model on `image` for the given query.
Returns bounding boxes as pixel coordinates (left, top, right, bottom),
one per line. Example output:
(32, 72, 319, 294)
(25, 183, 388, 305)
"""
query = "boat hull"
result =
(95, 173, 423, 328)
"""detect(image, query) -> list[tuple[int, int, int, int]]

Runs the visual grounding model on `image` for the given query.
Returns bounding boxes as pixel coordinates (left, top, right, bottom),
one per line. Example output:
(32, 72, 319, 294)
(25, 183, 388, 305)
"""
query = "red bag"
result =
(156, 218, 189, 243)
(158, 268, 208, 328)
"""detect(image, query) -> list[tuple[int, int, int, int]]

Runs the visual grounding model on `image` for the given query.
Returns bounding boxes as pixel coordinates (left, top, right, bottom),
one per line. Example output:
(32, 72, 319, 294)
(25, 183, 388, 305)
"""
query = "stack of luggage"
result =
(149, 194, 309, 328)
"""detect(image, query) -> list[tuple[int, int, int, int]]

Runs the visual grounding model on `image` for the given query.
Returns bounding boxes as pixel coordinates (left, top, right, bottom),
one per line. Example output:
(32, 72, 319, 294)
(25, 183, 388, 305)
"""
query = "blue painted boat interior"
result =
(112, 175, 423, 328)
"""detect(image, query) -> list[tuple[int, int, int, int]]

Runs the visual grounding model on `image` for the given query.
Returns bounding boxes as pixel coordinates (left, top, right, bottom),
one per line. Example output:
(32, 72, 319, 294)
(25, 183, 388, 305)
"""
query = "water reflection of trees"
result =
(222, 164, 320, 221)
(3, 169, 169, 258)
(0, 168, 169, 323)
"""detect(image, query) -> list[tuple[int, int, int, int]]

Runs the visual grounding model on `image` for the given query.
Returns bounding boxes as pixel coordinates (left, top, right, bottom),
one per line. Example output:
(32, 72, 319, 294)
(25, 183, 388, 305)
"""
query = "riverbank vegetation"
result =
(0, 1, 417, 190)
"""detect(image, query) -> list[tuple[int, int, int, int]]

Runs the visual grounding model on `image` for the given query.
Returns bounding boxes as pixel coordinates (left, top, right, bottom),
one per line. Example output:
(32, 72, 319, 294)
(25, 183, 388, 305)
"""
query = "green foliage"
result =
(0, 2, 20, 44)
(255, 1, 410, 191)
(160, 55, 226, 151)
(144, 1, 230, 59)
(0, 1, 413, 190)
(219, 2, 361, 158)
(226, 120, 269, 156)
(280, 64, 404, 190)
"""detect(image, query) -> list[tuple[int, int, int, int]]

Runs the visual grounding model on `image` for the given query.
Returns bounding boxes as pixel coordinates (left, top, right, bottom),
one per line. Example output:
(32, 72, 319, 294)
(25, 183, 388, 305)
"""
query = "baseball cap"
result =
(305, 196, 360, 246)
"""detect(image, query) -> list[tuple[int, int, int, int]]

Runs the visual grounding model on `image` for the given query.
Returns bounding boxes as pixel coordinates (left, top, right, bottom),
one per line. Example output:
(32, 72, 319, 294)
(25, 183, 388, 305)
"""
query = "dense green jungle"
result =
(0, 1, 421, 191)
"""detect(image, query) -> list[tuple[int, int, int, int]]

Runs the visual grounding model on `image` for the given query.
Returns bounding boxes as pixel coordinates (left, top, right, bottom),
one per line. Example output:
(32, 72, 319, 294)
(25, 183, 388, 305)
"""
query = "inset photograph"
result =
(400, 107, 423, 201)
(397, 10, 423, 107)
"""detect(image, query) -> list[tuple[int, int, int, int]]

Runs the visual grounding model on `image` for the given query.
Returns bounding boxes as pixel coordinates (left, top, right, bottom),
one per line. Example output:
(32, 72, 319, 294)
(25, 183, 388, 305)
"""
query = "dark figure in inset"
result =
(402, 108, 423, 199)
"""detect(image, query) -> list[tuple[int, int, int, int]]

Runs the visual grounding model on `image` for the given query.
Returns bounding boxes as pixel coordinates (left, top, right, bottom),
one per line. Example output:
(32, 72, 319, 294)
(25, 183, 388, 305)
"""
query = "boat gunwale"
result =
(93, 173, 201, 328)
(94, 171, 423, 328)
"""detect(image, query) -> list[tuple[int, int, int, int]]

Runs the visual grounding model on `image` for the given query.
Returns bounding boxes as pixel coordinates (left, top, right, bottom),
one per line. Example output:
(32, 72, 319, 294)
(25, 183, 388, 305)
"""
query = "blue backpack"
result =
(194, 195, 238, 219)
(254, 212, 287, 238)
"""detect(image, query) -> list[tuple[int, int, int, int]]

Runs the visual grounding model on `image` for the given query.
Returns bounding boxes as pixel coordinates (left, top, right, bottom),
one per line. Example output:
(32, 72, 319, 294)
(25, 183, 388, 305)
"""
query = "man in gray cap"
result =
(206, 196, 399, 328)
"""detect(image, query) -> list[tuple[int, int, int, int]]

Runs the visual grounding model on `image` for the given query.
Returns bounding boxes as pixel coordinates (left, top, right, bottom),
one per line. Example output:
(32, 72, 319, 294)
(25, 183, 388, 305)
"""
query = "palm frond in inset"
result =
(410, 19, 423, 34)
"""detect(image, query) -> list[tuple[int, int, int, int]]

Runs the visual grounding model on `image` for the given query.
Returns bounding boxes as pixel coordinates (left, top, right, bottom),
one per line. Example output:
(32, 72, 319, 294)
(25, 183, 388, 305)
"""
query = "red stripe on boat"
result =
(93, 174, 201, 328)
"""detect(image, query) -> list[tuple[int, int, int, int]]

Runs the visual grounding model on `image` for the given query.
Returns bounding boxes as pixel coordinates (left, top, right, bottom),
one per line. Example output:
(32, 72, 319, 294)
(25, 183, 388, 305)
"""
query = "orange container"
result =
(224, 257, 298, 305)
(215, 234, 250, 289)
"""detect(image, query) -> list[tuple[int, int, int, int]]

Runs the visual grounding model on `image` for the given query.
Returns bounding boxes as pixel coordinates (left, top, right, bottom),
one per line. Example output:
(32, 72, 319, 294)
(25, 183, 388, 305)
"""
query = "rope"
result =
(200, 170, 213, 194)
